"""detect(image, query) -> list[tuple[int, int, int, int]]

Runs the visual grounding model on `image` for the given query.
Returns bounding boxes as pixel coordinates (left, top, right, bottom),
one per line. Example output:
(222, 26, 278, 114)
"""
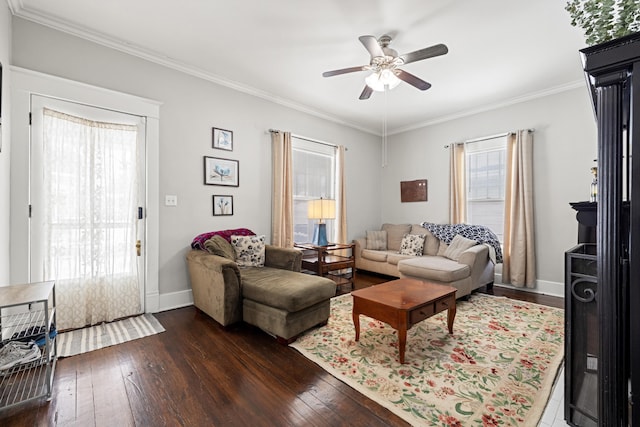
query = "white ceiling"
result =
(8, 0, 589, 135)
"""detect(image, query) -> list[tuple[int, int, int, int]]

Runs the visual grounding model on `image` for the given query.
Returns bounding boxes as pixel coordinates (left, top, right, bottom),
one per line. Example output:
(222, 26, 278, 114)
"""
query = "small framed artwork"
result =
(213, 195, 233, 216)
(212, 127, 233, 151)
(204, 156, 239, 187)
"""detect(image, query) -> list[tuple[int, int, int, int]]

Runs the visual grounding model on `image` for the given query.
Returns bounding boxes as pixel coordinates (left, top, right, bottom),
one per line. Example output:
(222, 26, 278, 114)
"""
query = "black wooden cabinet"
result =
(565, 31, 640, 426)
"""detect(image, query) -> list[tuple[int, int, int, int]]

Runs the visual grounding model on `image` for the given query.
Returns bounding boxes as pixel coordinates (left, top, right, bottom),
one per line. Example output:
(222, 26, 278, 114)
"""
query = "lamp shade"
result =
(307, 198, 336, 220)
(365, 69, 401, 92)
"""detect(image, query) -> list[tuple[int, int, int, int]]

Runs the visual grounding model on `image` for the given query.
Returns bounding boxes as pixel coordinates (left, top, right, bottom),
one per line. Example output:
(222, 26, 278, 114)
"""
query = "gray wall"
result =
(10, 17, 382, 304)
(381, 87, 597, 294)
(7, 15, 598, 300)
(0, 3, 11, 285)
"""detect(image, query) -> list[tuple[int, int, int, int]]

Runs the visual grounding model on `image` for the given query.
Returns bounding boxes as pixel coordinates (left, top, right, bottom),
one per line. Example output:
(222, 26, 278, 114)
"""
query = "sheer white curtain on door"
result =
(42, 108, 141, 330)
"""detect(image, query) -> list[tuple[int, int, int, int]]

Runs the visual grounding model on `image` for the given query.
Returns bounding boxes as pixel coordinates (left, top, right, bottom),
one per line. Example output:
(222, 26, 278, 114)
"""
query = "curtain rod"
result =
(443, 129, 534, 148)
(268, 129, 347, 150)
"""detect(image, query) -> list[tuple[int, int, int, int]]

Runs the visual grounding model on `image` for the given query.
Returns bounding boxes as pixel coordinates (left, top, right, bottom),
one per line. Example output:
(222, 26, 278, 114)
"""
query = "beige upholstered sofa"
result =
(354, 223, 495, 298)
(187, 236, 336, 343)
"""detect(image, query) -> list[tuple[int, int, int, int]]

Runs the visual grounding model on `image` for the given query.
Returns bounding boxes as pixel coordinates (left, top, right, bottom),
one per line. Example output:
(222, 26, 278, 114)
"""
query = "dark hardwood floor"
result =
(1, 272, 563, 426)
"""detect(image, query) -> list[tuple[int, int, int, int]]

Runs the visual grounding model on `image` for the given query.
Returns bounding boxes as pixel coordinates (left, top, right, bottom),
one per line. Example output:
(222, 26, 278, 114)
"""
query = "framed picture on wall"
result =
(213, 195, 233, 216)
(212, 127, 233, 151)
(204, 156, 239, 187)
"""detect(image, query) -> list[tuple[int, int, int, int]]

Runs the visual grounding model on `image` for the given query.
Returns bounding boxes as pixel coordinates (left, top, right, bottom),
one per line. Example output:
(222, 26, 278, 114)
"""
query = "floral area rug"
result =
(290, 293, 564, 426)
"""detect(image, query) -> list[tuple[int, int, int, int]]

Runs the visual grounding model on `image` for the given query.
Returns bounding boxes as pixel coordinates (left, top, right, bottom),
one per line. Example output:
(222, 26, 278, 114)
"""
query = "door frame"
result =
(10, 67, 162, 312)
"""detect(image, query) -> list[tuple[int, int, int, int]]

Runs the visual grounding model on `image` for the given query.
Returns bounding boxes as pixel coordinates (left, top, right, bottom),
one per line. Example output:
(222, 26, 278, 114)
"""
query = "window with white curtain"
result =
(291, 137, 336, 243)
(466, 136, 507, 241)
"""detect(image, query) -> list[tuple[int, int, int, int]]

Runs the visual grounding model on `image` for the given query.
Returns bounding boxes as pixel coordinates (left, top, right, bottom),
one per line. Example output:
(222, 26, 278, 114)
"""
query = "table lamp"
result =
(307, 198, 335, 246)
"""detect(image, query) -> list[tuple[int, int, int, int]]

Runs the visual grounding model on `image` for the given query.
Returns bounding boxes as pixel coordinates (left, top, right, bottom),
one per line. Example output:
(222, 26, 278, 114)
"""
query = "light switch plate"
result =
(165, 195, 178, 206)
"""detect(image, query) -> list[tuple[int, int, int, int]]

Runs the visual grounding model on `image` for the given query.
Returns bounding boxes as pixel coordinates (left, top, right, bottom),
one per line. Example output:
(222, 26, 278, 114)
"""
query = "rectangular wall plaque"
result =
(401, 179, 428, 202)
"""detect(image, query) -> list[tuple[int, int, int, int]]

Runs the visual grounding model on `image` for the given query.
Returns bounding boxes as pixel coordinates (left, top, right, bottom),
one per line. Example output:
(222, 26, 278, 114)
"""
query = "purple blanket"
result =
(191, 228, 255, 250)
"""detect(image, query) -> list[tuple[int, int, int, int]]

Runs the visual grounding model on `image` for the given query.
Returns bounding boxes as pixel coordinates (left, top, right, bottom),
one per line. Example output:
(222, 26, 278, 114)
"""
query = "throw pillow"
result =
(366, 230, 387, 250)
(231, 235, 266, 267)
(398, 234, 426, 256)
(410, 225, 439, 255)
(443, 234, 477, 261)
(437, 240, 449, 256)
(204, 235, 236, 260)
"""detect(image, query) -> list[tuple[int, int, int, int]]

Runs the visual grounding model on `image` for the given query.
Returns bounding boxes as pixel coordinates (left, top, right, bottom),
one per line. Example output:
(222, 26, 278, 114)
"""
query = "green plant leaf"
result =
(565, 0, 640, 45)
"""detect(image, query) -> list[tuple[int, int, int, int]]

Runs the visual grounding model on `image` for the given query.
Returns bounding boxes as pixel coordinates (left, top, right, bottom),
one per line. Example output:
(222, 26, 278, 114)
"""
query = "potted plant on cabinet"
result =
(565, 0, 639, 45)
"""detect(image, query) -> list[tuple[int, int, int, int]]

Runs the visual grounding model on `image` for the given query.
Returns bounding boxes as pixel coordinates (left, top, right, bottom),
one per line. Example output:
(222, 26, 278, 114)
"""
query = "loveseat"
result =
(354, 223, 495, 298)
(186, 231, 336, 343)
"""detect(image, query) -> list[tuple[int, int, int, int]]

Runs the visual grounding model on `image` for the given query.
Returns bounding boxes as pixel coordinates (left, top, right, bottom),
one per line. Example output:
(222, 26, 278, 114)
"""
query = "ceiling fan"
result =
(322, 34, 448, 100)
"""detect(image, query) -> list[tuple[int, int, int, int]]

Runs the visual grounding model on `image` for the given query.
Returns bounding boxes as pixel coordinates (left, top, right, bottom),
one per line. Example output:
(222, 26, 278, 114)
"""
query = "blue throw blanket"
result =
(420, 222, 503, 264)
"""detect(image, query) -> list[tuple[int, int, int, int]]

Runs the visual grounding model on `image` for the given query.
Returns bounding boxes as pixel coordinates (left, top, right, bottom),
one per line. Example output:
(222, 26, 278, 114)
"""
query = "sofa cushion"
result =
(398, 257, 471, 282)
(382, 223, 412, 251)
(410, 224, 440, 256)
(387, 252, 414, 265)
(437, 240, 449, 256)
(241, 267, 336, 312)
(231, 235, 266, 267)
(366, 230, 387, 250)
(204, 235, 236, 260)
(361, 249, 388, 262)
(398, 233, 426, 256)
(444, 234, 478, 261)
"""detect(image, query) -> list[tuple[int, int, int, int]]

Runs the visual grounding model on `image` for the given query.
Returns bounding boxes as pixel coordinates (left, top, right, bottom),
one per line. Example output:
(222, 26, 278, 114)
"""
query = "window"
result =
(466, 136, 507, 241)
(292, 137, 336, 243)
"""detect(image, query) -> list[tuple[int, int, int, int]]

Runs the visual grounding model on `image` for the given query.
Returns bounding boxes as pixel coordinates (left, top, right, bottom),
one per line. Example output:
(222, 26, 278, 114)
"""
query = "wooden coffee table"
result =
(351, 278, 457, 364)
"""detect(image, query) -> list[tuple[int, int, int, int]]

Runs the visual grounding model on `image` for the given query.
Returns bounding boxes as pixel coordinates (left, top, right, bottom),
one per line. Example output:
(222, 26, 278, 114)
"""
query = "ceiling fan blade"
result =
(322, 66, 367, 77)
(359, 35, 385, 58)
(400, 44, 448, 65)
(396, 69, 432, 91)
(359, 85, 373, 100)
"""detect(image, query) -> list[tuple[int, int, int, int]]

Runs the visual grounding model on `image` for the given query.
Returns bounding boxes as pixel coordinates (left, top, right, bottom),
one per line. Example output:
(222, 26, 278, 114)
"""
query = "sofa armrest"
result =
(457, 244, 488, 268)
(186, 249, 242, 326)
(264, 245, 302, 272)
(354, 237, 366, 262)
(458, 244, 494, 288)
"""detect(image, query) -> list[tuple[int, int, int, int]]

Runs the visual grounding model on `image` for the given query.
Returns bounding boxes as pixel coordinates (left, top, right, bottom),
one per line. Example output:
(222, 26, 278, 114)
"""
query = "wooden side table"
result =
(294, 242, 355, 291)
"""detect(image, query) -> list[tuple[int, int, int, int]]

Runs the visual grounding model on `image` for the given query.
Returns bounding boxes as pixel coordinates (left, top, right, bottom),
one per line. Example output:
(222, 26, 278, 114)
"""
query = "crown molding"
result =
(9, 1, 586, 139)
(388, 79, 587, 135)
(8, 2, 378, 136)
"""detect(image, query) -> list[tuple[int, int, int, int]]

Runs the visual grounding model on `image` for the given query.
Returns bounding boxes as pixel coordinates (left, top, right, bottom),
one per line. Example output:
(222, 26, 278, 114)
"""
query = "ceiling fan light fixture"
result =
(365, 69, 401, 92)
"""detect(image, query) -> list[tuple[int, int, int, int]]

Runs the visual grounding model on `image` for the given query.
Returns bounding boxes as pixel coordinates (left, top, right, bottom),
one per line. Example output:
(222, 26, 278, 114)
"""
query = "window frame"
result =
(464, 136, 507, 242)
(291, 137, 337, 244)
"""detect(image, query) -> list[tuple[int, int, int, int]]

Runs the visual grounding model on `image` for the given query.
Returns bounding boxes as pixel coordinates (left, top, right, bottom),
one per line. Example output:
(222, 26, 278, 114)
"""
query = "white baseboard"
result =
(145, 291, 159, 313)
(148, 289, 194, 313)
(494, 274, 565, 299)
(145, 276, 565, 314)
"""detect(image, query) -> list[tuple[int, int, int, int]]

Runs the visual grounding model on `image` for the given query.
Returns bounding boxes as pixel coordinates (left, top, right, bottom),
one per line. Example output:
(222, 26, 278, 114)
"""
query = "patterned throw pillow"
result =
(398, 234, 426, 256)
(366, 230, 387, 250)
(231, 235, 266, 267)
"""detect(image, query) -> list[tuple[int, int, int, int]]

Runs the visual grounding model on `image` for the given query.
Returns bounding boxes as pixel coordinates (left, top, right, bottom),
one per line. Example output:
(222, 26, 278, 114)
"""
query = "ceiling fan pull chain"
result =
(382, 90, 388, 168)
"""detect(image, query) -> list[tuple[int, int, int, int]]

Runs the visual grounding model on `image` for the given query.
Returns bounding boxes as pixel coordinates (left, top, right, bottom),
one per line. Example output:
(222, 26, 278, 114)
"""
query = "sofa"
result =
(186, 233, 336, 343)
(354, 223, 495, 298)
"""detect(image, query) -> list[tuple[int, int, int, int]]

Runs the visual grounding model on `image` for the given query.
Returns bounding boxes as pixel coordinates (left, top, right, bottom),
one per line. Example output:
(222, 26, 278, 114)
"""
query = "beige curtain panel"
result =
(449, 143, 467, 224)
(502, 130, 536, 287)
(270, 130, 294, 247)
